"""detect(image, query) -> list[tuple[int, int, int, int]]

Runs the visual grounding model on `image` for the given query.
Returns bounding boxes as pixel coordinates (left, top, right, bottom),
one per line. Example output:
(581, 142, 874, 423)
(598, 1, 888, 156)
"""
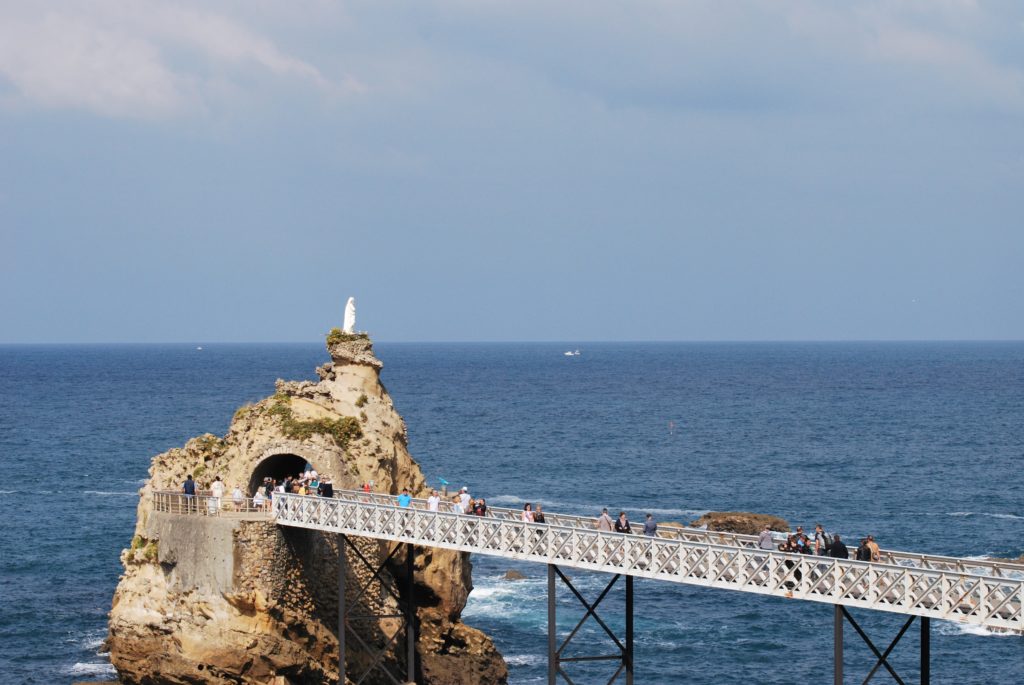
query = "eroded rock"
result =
(108, 335, 507, 684)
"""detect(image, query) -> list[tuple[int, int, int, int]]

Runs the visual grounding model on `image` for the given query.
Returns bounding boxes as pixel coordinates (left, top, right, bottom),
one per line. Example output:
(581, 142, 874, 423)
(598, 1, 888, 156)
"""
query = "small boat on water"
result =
(563, 349, 581, 357)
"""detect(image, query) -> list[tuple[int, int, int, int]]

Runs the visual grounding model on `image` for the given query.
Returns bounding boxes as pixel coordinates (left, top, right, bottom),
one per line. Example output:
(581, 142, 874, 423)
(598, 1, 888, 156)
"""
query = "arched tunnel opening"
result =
(248, 453, 314, 496)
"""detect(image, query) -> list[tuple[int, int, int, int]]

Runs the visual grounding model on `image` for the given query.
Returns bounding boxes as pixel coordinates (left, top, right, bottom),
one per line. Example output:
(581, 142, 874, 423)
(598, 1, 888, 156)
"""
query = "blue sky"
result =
(2, 1, 1022, 342)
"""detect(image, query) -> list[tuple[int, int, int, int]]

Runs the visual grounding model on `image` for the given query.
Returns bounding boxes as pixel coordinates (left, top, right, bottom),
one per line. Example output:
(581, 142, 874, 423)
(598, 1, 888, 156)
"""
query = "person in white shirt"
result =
(232, 485, 244, 510)
(427, 490, 441, 512)
(210, 476, 225, 511)
(459, 487, 471, 513)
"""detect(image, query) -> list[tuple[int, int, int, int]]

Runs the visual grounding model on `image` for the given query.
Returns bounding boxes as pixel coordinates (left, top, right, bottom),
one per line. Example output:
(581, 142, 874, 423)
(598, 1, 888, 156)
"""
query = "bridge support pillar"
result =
(546, 564, 634, 684)
(836, 606, 930, 684)
(833, 604, 843, 685)
(920, 617, 930, 685)
(336, 534, 418, 685)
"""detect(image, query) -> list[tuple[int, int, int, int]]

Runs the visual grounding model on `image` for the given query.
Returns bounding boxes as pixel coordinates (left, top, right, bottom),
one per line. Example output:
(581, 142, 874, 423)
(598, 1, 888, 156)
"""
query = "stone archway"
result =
(248, 453, 313, 496)
(247, 441, 337, 496)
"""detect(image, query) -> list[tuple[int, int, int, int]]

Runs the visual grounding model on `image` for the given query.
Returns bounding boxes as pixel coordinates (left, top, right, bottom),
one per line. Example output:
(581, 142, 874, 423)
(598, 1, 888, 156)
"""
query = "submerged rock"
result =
(689, 512, 790, 536)
(107, 333, 507, 684)
(503, 569, 526, 581)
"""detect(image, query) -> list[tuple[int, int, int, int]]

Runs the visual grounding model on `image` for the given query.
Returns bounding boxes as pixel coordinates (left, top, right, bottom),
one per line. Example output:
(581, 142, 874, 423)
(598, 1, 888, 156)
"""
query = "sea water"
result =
(0, 342, 1021, 683)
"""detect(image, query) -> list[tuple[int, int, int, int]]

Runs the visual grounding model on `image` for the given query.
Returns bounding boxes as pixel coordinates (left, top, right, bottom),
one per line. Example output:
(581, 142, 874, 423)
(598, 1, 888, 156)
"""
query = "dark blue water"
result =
(0, 342, 1021, 683)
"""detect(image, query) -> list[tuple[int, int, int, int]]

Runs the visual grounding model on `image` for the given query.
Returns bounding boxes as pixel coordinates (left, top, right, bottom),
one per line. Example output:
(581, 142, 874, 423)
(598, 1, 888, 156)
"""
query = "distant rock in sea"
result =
(689, 511, 790, 535)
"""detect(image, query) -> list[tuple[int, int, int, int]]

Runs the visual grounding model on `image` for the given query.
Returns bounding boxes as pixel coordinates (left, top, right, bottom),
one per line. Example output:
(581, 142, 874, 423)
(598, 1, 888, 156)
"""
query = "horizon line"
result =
(2, 338, 1023, 346)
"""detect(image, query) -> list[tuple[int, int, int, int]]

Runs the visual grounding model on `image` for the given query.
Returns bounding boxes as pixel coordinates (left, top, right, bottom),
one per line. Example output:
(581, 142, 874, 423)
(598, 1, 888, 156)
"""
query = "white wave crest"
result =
(936, 621, 1018, 638)
(83, 491, 137, 496)
(944, 512, 1024, 521)
(0, 490, 15, 494)
(505, 653, 545, 666)
(68, 661, 117, 676)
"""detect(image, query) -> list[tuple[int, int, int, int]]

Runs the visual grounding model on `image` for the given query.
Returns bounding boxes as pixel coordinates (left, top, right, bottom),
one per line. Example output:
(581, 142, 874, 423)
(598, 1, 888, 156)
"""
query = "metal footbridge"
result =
(155, 488, 1024, 684)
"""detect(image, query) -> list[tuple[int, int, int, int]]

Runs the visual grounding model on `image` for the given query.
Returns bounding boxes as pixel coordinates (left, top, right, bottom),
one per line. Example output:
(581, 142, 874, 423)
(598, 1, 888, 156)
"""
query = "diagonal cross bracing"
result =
(269, 493, 1024, 633)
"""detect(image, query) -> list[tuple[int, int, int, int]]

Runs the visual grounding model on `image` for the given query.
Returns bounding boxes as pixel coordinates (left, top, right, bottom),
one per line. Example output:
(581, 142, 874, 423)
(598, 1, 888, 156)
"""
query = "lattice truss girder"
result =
(272, 495, 1023, 632)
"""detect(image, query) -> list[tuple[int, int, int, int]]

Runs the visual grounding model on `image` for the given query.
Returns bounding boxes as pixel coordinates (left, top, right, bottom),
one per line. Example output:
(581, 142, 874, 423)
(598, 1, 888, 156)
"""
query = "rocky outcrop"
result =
(689, 512, 790, 536)
(108, 334, 507, 684)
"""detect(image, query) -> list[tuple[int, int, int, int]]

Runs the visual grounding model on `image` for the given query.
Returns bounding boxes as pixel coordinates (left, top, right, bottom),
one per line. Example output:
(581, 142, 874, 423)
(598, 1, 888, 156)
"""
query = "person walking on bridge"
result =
(614, 511, 632, 534)
(397, 488, 411, 507)
(828, 534, 849, 559)
(643, 513, 657, 537)
(758, 525, 775, 550)
(427, 489, 440, 512)
(533, 504, 546, 524)
(866, 535, 881, 562)
(596, 508, 614, 531)
(814, 523, 833, 556)
(522, 503, 535, 522)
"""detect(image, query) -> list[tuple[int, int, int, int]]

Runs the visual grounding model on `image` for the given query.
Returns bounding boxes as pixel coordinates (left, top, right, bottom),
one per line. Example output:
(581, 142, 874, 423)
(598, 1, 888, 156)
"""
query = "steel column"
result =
(625, 575, 634, 685)
(834, 604, 843, 685)
(406, 543, 416, 684)
(920, 617, 930, 685)
(338, 534, 347, 685)
(548, 565, 557, 685)
(546, 565, 634, 683)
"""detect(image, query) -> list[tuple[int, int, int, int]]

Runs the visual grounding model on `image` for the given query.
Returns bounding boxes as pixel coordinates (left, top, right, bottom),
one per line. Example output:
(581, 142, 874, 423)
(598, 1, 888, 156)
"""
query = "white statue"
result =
(343, 297, 356, 333)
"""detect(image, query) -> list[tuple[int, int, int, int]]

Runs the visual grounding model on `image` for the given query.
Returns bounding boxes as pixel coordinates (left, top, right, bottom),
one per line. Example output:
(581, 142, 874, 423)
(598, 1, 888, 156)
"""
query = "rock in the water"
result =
(690, 512, 790, 535)
(107, 333, 507, 684)
(503, 569, 526, 581)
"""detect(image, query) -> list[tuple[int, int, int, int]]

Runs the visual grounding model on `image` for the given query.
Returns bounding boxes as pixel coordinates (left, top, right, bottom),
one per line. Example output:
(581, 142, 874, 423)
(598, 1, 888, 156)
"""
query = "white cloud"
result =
(0, 1, 354, 120)
(0, 0, 1020, 122)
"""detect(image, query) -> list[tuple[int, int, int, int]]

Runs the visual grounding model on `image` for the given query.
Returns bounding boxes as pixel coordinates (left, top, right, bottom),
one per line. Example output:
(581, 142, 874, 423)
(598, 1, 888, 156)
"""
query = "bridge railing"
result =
(149, 486, 1023, 581)
(151, 490, 269, 516)
(273, 492, 1024, 633)
(326, 488, 1024, 581)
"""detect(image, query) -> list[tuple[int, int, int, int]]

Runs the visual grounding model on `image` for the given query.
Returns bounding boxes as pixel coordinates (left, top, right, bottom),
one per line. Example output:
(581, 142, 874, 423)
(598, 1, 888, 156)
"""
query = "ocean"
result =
(0, 342, 1021, 683)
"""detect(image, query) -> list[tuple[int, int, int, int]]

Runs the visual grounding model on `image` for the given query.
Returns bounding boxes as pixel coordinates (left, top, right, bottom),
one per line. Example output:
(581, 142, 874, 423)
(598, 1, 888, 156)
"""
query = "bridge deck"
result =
(150, 489, 1023, 632)
(268, 491, 1023, 633)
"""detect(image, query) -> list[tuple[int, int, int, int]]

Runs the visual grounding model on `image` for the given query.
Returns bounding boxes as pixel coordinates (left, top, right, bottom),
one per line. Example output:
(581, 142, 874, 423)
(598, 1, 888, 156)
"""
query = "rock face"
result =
(689, 512, 790, 536)
(108, 334, 507, 684)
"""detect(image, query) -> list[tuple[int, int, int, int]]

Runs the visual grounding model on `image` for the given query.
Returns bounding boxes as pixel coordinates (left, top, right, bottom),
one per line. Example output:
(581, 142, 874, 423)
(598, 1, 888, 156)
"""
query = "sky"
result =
(1, 1, 1022, 343)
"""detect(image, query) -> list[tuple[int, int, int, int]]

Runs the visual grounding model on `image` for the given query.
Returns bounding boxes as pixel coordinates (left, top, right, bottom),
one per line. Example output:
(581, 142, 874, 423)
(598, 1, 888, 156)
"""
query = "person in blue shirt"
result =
(182, 474, 196, 512)
(397, 488, 411, 507)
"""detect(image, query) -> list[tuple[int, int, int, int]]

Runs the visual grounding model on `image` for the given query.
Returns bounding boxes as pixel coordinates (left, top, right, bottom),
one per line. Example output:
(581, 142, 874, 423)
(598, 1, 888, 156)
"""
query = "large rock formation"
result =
(108, 331, 507, 684)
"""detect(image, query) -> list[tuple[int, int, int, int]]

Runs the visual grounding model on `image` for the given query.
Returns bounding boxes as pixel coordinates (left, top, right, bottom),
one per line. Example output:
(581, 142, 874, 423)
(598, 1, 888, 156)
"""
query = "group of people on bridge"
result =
(182, 474, 884, 562)
(756, 523, 881, 561)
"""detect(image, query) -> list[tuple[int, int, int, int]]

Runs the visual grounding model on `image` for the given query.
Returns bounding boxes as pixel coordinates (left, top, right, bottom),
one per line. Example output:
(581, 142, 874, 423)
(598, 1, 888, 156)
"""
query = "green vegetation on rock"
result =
(233, 404, 254, 421)
(327, 328, 369, 346)
(269, 395, 363, 449)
